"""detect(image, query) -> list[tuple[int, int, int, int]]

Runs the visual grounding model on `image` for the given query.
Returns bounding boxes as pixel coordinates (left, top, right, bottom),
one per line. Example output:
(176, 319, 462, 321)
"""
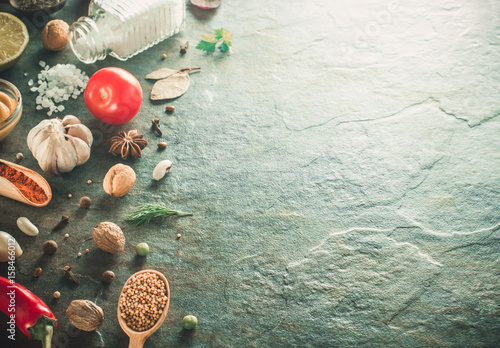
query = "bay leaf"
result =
(151, 72, 190, 100)
(145, 68, 179, 80)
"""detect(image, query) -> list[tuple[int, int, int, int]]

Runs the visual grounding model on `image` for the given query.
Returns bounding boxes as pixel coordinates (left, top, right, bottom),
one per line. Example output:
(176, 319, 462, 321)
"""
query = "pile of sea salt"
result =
(29, 61, 89, 117)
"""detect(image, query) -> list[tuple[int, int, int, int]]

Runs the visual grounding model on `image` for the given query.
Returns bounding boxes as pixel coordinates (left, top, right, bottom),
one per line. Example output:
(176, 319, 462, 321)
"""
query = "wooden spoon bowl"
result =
(117, 269, 170, 348)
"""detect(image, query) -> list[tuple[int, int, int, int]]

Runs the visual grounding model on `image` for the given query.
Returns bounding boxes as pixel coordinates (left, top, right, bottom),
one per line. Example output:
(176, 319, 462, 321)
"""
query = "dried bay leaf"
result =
(151, 72, 190, 100)
(145, 68, 179, 80)
(149, 68, 200, 100)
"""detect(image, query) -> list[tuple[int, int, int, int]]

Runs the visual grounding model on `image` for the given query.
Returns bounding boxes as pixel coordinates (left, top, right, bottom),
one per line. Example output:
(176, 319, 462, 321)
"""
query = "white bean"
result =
(0, 231, 22, 262)
(17, 217, 39, 236)
(153, 160, 172, 181)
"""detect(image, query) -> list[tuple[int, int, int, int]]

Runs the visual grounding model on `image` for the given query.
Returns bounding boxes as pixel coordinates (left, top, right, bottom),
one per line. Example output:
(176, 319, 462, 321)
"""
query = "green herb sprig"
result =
(123, 203, 193, 225)
(196, 28, 232, 53)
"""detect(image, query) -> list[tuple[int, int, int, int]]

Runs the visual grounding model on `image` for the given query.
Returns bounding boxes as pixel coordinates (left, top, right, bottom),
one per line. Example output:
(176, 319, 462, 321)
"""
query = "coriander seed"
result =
(53, 291, 61, 299)
(87, 180, 92, 184)
(16, 152, 23, 160)
(162, 53, 167, 59)
(65, 233, 69, 238)
(77, 252, 82, 257)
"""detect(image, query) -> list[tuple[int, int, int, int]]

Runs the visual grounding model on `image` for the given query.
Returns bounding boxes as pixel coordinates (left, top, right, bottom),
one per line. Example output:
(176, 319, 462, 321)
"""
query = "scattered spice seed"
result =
(157, 142, 167, 149)
(51, 215, 69, 232)
(53, 291, 61, 299)
(165, 105, 175, 113)
(177, 234, 181, 238)
(162, 53, 167, 59)
(102, 270, 115, 283)
(68, 193, 72, 198)
(16, 153, 23, 160)
(180, 41, 189, 54)
(63, 266, 80, 285)
(119, 272, 168, 331)
(33, 267, 42, 277)
(65, 233, 69, 238)
(79, 196, 92, 208)
(87, 180, 92, 184)
(85, 249, 89, 253)
(151, 118, 162, 136)
(77, 252, 82, 257)
(42, 240, 58, 255)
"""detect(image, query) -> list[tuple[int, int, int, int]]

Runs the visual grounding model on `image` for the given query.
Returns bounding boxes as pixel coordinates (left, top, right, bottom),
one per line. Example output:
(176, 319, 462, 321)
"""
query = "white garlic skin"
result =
(0, 231, 22, 262)
(27, 115, 93, 174)
(153, 160, 172, 181)
(17, 217, 39, 236)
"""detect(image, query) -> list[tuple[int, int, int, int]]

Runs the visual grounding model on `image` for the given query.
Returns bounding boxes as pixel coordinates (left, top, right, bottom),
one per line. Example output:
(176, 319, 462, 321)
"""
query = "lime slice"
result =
(0, 12, 29, 72)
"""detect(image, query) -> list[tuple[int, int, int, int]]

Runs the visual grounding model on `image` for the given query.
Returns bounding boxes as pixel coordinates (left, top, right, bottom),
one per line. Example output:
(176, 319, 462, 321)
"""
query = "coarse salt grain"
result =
(30, 63, 89, 117)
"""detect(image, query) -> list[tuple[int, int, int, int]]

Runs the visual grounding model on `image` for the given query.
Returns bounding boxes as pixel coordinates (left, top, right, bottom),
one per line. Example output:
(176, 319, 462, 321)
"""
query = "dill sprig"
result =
(123, 203, 193, 225)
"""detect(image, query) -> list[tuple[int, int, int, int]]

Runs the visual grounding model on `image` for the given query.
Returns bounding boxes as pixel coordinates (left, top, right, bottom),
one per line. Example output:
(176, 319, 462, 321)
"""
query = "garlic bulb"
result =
(27, 115, 93, 174)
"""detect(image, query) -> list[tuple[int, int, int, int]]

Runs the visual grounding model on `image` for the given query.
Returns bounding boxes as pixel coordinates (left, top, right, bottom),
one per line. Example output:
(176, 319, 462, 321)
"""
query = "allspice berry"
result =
(102, 270, 115, 283)
(42, 240, 58, 255)
(41, 20, 69, 51)
(79, 196, 92, 208)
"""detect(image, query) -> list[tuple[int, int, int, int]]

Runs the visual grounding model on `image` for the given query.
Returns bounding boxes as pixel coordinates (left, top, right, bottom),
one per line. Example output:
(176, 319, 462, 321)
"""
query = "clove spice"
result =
(63, 266, 80, 285)
(180, 41, 189, 54)
(151, 118, 162, 136)
(52, 214, 69, 231)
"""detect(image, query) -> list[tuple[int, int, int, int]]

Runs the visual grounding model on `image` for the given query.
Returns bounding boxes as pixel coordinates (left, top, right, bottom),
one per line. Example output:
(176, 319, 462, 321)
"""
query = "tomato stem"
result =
(100, 91, 108, 99)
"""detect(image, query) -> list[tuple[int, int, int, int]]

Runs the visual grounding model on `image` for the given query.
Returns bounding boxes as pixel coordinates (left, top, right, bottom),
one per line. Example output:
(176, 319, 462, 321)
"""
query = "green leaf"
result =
(219, 42, 230, 52)
(214, 28, 224, 40)
(196, 40, 217, 52)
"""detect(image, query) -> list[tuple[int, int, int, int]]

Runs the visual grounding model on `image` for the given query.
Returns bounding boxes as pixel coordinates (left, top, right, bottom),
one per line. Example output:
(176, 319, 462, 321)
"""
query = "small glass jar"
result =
(69, 0, 185, 64)
(0, 79, 22, 142)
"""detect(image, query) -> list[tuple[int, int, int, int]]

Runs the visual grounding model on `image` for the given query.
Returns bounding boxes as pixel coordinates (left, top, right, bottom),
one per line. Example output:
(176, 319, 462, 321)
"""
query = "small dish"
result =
(0, 79, 22, 142)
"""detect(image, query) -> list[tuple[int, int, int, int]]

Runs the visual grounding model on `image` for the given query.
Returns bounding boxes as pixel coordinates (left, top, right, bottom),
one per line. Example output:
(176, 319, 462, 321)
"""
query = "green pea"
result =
(135, 242, 149, 256)
(182, 315, 198, 330)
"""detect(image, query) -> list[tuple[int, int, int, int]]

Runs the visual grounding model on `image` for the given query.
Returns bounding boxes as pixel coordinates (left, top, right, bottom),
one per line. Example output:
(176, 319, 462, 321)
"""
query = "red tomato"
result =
(84, 67, 143, 125)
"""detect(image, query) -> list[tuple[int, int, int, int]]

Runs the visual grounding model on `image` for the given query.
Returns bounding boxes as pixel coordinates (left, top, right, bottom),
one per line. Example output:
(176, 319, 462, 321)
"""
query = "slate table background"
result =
(0, 0, 499, 347)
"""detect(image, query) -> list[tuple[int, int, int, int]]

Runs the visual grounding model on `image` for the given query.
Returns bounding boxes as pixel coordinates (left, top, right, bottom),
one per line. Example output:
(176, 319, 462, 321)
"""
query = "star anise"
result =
(108, 130, 148, 160)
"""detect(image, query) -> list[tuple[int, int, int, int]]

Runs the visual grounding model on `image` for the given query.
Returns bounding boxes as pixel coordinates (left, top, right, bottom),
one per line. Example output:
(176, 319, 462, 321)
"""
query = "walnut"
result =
(66, 300, 104, 331)
(41, 20, 69, 51)
(103, 163, 136, 197)
(92, 222, 125, 254)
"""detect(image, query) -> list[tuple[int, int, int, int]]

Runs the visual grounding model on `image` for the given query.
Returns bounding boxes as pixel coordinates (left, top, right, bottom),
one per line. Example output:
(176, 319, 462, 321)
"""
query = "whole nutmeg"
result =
(79, 196, 92, 208)
(92, 222, 125, 254)
(42, 240, 58, 255)
(66, 300, 104, 331)
(41, 19, 69, 51)
(103, 164, 136, 197)
(102, 270, 115, 283)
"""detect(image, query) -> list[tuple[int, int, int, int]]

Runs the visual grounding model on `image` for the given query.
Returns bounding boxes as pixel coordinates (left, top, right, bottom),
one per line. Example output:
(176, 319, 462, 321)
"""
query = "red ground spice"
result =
(0, 163, 47, 204)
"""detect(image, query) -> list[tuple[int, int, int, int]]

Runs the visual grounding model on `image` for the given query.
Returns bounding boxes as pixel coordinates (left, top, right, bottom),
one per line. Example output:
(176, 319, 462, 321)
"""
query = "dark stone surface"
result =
(0, 0, 499, 347)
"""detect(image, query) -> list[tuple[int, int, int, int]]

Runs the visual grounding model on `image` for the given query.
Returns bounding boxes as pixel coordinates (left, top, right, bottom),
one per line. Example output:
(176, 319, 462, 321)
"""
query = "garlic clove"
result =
(34, 134, 59, 174)
(54, 135, 78, 173)
(0, 231, 22, 262)
(66, 124, 93, 147)
(153, 160, 173, 181)
(67, 136, 91, 165)
(62, 115, 82, 126)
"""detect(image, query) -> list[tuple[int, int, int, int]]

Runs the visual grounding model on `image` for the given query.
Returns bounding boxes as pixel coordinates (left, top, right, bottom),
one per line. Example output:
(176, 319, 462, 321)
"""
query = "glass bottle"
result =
(68, 0, 185, 64)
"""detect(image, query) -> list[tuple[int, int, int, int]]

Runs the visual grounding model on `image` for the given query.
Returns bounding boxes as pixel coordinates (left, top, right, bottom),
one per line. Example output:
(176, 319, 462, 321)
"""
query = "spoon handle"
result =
(128, 335, 147, 348)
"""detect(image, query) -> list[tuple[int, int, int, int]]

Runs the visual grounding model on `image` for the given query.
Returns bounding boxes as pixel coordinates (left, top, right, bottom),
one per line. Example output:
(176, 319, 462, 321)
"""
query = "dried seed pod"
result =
(153, 160, 172, 181)
(66, 300, 104, 331)
(92, 222, 125, 254)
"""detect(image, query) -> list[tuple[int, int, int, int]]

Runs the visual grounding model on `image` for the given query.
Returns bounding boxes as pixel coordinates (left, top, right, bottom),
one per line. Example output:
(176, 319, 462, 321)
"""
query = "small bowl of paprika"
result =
(0, 78, 22, 142)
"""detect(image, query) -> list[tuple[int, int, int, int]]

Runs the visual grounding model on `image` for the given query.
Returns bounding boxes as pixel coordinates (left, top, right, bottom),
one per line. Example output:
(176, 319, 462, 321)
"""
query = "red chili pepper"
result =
(0, 276, 57, 348)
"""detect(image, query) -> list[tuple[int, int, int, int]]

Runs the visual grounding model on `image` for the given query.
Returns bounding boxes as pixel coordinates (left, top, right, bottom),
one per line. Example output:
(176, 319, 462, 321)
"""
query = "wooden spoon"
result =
(117, 270, 170, 348)
(0, 159, 52, 207)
